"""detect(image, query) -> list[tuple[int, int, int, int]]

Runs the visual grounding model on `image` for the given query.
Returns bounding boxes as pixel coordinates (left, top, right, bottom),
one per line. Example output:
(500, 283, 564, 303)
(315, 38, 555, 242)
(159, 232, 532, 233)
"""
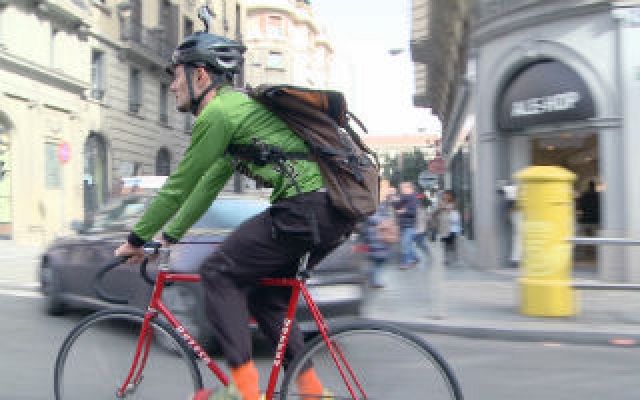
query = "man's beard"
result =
(177, 101, 191, 113)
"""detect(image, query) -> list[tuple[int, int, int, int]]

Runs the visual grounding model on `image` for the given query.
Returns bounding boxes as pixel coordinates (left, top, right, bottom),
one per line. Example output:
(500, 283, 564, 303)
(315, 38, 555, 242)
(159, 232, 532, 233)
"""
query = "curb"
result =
(0, 280, 39, 292)
(369, 317, 640, 347)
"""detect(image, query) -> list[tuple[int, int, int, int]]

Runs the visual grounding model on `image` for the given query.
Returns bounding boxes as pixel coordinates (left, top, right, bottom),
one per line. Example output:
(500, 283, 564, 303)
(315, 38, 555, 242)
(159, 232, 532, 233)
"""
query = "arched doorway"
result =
(0, 116, 12, 239)
(155, 147, 171, 176)
(83, 133, 108, 216)
(496, 59, 600, 270)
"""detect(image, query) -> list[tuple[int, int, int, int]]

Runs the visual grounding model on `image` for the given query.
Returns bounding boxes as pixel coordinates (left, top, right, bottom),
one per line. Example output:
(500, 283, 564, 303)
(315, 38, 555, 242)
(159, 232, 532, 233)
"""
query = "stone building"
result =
(243, 0, 332, 88)
(0, 0, 245, 244)
(413, 0, 640, 281)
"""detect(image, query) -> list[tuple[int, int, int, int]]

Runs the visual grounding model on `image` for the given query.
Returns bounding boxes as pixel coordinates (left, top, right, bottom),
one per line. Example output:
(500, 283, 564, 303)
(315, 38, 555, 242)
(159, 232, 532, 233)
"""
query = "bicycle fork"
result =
(116, 310, 157, 398)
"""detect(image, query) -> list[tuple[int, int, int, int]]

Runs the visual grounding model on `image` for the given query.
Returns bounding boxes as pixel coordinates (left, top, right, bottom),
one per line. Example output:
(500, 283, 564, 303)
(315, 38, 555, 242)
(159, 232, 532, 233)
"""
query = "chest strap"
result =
(227, 141, 310, 166)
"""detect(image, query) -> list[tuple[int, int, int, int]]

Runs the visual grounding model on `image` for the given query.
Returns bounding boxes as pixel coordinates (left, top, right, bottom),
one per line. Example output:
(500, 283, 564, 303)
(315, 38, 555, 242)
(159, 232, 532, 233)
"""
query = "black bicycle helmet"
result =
(167, 32, 246, 75)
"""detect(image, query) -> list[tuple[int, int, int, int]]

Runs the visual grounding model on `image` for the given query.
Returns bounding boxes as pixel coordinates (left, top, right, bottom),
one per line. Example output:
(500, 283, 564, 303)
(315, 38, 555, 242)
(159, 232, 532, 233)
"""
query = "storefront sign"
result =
(497, 60, 595, 131)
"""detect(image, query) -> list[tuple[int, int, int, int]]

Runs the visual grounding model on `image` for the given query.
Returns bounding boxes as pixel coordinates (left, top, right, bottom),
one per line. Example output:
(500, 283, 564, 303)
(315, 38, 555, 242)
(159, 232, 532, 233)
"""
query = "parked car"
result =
(40, 188, 366, 348)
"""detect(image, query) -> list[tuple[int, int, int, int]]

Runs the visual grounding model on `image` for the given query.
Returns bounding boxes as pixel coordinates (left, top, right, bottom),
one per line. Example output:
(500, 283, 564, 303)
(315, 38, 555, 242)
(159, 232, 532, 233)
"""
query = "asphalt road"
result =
(1, 291, 639, 399)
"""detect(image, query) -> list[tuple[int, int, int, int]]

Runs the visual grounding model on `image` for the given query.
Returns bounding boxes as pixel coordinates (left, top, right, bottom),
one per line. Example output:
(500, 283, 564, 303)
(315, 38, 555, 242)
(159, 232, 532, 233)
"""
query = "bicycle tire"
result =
(279, 321, 463, 400)
(54, 309, 203, 399)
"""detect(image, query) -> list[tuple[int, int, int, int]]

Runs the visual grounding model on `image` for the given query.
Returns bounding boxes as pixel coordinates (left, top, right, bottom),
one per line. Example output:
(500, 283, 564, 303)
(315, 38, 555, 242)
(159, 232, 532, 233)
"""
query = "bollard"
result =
(516, 166, 576, 316)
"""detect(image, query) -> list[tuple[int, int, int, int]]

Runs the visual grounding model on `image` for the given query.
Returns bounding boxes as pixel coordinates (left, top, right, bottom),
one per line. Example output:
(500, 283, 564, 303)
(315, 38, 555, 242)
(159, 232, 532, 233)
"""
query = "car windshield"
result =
(192, 197, 269, 230)
(84, 195, 268, 233)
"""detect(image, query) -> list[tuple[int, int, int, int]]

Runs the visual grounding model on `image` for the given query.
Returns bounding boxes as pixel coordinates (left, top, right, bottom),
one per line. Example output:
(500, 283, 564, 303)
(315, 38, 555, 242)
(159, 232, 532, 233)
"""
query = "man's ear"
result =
(196, 67, 210, 84)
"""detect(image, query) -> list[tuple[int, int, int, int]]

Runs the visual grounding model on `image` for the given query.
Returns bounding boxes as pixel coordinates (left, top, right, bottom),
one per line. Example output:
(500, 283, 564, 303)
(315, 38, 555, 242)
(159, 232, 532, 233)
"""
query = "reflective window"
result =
(193, 198, 268, 230)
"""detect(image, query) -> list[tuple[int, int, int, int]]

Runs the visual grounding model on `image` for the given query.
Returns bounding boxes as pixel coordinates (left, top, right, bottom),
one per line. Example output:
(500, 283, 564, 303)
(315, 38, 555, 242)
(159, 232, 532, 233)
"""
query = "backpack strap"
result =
(227, 142, 310, 166)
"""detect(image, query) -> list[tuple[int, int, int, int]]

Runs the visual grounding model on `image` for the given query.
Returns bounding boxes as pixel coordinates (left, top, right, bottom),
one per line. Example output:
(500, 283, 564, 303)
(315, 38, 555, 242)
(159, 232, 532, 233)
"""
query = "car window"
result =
(84, 196, 149, 232)
(192, 198, 269, 230)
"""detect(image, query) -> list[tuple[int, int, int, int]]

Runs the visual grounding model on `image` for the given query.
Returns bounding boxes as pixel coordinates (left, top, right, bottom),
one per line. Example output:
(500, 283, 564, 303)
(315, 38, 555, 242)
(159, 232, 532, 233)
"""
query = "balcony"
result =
(120, 19, 173, 67)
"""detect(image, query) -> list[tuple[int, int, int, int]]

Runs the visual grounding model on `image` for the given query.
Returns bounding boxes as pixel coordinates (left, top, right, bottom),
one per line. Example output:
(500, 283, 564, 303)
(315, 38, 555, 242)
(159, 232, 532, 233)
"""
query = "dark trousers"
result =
(199, 191, 355, 368)
(441, 233, 458, 265)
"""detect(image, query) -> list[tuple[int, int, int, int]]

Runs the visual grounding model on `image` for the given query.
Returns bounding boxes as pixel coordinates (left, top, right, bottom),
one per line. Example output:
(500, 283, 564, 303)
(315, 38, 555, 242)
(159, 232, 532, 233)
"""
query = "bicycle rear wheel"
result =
(54, 309, 203, 399)
(280, 321, 463, 400)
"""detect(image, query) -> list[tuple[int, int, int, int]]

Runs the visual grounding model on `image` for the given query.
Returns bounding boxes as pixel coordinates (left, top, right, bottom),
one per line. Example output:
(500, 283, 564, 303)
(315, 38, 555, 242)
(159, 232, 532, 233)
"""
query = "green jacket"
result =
(131, 86, 324, 243)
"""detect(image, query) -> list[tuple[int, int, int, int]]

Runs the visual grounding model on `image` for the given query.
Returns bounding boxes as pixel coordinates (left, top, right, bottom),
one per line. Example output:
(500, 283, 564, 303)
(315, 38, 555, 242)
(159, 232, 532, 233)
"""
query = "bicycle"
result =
(54, 242, 464, 399)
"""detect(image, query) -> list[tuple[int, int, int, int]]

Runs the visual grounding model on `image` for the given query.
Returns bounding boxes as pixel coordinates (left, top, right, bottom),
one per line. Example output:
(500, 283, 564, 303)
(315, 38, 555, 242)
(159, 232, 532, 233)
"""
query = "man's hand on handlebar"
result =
(115, 239, 170, 265)
(114, 242, 146, 265)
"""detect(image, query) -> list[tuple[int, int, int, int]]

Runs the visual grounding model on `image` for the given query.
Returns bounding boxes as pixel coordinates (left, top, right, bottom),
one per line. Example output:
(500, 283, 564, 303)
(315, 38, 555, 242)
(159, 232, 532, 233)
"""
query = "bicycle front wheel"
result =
(280, 321, 463, 400)
(54, 309, 203, 399)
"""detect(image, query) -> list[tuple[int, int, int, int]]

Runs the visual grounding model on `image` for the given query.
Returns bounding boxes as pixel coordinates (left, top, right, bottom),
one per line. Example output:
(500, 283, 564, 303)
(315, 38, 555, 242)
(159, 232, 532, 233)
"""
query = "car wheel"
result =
(40, 262, 66, 316)
(161, 284, 215, 352)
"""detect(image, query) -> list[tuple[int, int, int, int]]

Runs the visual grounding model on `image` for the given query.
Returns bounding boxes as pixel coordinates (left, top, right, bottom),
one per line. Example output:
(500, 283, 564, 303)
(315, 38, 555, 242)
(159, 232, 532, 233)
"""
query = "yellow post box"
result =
(516, 166, 576, 316)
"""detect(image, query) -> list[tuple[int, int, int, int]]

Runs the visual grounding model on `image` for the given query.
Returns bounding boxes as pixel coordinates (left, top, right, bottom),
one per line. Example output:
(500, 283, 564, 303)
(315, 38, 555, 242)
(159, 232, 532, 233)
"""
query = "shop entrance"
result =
(0, 118, 11, 239)
(531, 132, 600, 270)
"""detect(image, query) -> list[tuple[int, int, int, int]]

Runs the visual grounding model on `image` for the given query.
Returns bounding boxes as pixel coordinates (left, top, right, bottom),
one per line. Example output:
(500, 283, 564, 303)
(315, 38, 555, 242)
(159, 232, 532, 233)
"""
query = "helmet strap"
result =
(185, 66, 230, 115)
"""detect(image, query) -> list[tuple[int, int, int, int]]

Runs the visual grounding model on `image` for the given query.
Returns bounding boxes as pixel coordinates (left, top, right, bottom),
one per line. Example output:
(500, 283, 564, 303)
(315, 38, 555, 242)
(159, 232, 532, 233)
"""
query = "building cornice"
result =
(472, 1, 611, 46)
(246, 1, 321, 34)
(0, 47, 89, 96)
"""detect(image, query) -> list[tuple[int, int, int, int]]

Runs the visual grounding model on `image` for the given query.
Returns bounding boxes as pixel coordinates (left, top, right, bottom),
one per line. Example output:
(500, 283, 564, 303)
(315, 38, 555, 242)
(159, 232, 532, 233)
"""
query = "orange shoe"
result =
(191, 385, 241, 400)
(296, 368, 327, 400)
(231, 361, 260, 400)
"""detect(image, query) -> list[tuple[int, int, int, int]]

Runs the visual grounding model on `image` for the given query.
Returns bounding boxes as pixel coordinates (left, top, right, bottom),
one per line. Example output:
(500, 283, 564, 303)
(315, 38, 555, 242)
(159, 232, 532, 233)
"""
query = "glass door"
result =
(531, 132, 600, 270)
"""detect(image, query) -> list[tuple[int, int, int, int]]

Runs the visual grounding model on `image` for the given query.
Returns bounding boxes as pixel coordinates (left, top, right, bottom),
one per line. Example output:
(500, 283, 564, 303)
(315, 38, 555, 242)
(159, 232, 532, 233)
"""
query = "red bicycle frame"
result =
(117, 270, 367, 399)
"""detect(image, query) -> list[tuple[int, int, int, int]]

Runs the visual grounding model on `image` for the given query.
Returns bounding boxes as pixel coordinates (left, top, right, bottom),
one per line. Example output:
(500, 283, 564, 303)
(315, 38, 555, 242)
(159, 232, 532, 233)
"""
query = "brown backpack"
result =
(244, 84, 380, 221)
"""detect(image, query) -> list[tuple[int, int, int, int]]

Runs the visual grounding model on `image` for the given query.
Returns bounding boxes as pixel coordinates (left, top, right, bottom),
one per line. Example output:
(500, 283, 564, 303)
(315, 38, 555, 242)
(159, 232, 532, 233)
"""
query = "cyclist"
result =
(114, 31, 356, 400)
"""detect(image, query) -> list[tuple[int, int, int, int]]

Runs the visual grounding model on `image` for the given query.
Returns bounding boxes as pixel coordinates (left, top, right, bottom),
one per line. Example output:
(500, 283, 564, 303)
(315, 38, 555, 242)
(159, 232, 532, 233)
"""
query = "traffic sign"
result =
(418, 170, 439, 189)
(428, 157, 446, 174)
(57, 142, 71, 164)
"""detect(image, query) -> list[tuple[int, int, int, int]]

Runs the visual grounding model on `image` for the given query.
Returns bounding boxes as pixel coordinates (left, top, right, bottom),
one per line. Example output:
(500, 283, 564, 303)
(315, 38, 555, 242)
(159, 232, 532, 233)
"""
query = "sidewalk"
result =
(0, 241, 43, 289)
(362, 244, 640, 345)
(2, 239, 640, 345)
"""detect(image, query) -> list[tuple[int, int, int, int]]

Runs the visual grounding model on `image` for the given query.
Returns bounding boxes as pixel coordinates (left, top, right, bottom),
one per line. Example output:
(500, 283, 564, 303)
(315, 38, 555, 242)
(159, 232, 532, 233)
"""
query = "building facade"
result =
(0, 0, 245, 244)
(422, 0, 640, 281)
(244, 0, 332, 88)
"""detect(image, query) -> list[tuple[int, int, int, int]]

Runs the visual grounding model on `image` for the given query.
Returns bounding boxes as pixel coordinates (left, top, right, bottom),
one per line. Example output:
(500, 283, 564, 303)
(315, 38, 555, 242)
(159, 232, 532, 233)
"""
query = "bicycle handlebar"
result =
(93, 242, 163, 305)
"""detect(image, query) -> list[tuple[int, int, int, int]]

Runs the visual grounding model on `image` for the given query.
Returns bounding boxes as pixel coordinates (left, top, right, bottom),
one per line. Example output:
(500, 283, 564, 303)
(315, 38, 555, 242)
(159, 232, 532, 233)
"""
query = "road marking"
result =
(0, 280, 39, 289)
(0, 288, 42, 298)
(609, 338, 637, 346)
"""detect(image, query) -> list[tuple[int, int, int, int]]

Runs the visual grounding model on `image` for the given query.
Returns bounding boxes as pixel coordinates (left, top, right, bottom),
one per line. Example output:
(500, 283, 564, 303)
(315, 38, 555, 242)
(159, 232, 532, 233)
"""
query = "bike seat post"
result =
(157, 247, 171, 271)
(296, 251, 311, 280)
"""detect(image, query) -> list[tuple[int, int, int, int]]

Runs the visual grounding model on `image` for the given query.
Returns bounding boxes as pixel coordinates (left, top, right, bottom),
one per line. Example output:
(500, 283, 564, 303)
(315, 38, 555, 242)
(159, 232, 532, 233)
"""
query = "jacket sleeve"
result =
(163, 157, 234, 240)
(131, 106, 234, 242)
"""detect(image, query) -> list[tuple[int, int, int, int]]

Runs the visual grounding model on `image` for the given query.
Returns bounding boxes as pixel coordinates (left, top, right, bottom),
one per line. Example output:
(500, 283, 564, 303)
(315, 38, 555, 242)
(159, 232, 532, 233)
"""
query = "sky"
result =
(312, 0, 442, 136)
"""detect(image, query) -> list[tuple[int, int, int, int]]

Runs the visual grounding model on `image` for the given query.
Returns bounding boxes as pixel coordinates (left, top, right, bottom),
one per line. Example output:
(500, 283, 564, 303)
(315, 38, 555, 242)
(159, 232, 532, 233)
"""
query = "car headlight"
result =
(308, 284, 362, 303)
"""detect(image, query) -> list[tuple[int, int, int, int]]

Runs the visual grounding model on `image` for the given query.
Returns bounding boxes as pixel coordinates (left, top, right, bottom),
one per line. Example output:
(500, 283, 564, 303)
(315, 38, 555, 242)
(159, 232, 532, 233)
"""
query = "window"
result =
(159, 83, 168, 124)
(0, 8, 5, 47)
(45, 143, 61, 189)
(267, 51, 283, 69)
(155, 147, 171, 176)
(91, 50, 105, 100)
(50, 27, 60, 68)
(129, 68, 141, 113)
(184, 114, 193, 134)
(184, 17, 193, 37)
(84, 133, 108, 213)
(266, 15, 283, 38)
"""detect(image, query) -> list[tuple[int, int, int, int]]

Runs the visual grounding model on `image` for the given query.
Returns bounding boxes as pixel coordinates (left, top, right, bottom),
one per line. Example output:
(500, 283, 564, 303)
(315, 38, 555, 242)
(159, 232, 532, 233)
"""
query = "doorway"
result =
(0, 119, 11, 239)
(531, 132, 600, 270)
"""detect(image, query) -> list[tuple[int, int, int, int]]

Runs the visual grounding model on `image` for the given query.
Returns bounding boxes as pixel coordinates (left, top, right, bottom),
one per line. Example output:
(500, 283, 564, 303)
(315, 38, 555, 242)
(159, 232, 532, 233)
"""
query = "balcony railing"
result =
(120, 19, 173, 65)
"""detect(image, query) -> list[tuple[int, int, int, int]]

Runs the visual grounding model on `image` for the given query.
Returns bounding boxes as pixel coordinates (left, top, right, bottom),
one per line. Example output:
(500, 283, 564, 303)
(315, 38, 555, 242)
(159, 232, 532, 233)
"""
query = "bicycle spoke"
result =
(279, 322, 463, 400)
(54, 310, 202, 400)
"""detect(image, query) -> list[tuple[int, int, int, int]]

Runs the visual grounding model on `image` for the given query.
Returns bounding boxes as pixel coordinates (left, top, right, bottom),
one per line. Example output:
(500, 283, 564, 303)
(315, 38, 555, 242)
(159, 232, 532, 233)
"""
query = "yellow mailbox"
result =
(516, 166, 576, 316)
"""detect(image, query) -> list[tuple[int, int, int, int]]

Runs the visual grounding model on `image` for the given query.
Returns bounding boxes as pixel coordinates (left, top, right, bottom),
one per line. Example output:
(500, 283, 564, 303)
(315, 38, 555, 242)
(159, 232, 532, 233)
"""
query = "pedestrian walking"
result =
(413, 192, 431, 262)
(361, 202, 396, 288)
(499, 180, 521, 267)
(393, 182, 419, 269)
(435, 190, 461, 266)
